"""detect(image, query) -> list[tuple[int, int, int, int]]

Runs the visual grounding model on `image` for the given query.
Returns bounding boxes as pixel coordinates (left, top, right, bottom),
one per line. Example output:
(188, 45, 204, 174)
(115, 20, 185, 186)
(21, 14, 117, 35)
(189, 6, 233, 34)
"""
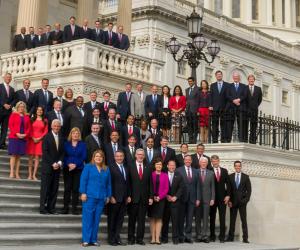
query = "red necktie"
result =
(187, 167, 192, 182)
(138, 164, 143, 180)
(111, 120, 115, 130)
(129, 126, 133, 135)
(216, 168, 220, 182)
(104, 102, 108, 111)
(162, 148, 166, 160)
(201, 170, 205, 182)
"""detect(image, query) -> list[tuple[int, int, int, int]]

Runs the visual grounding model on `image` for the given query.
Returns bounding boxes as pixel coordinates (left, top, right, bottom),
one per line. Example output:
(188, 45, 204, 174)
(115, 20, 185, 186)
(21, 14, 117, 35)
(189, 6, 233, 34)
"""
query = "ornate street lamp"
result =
(167, 7, 220, 81)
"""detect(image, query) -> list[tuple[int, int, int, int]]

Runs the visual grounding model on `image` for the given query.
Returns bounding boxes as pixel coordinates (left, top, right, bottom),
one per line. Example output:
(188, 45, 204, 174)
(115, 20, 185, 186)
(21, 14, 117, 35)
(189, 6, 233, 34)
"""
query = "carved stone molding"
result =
(253, 68, 263, 79)
(153, 34, 166, 48)
(136, 34, 150, 47)
(219, 55, 230, 69)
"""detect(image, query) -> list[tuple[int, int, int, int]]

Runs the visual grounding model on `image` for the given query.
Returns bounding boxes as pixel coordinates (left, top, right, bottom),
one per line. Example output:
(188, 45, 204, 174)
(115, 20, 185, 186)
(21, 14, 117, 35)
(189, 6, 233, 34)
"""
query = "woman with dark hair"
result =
(148, 158, 169, 244)
(139, 119, 151, 149)
(198, 80, 211, 143)
(160, 85, 171, 137)
(169, 85, 186, 143)
(27, 106, 48, 180)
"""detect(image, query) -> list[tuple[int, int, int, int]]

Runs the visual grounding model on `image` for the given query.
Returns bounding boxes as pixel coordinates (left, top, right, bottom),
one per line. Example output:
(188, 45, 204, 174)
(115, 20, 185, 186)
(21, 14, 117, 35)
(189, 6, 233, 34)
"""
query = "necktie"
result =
(153, 95, 156, 103)
(162, 148, 166, 160)
(148, 149, 152, 162)
(104, 102, 108, 111)
(201, 170, 205, 182)
(235, 84, 239, 92)
(111, 120, 115, 130)
(189, 87, 193, 96)
(187, 167, 192, 182)
(129, 126, 133, 135)
(153, 129, 156, 135)
(169, 173, 173, 185)
(109, 32, 112, 45)
(119, 33, 122, 41)
(216, 168, 220, 182)
(71, 25, 75, 35)
(218, 83, 222, 93)
(113, 143, 117, 154)
(94, 135, 100, 147)
(138, 164, 143, 180)
(57, 112, 63, 125)
(79, 107, 84, 117)
(44, 90, 48, 103)
(250, 86, 254, 96)
(54, 135, 59, 150)
(92, 102, 95, 109)
(126, 92, 130, 101)
(25, 90, 29, 101)
(131, 147, 134, 158)
(120, 164, 126, 180)
(139, 92, 143, 101)
(236, 174, 240, 188)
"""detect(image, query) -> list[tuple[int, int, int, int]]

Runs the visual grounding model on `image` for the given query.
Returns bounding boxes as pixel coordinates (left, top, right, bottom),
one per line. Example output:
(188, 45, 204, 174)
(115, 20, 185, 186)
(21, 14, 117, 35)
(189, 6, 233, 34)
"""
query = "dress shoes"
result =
(109, 242, 117, 246)
(202, 239, 210, 243)
(128, 240, 135, 245)
(178, 239, 184, 243)
(48, 210, 59, 215)
(219, 239, 225, 243)
(0, 145, 7, 150)
(173, 240, 179, 245)
(184, 238, 193, 243)
(136, 240, 146, 245)
(116, 241, 126, 246)
(195, 238, 202, 242)
(91, 242, 100, 246)
(71, 209, 80, 215)
(161, 239, 168, 244)
(40, 210, 49, 215)
(226, 237, 234, 242)
(209, 236, 216, 242)
(60, 209, 69, 214)
(243, 239, 250, 243)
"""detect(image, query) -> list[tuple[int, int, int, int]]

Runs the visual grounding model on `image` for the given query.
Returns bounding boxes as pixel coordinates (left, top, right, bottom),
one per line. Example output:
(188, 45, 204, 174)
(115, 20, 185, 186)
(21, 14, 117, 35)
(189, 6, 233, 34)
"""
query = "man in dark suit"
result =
(116, 25, 130, 51)
(175, 143, 189, 168)
(47, 99, 65, 137)
(43, 25, 52, 45)
(33, 27, 46, 47)
(54, 86, 68, 113)
(117, 82, 132, 125)
(209, 155, 230, 243)
(209, 70, 229, 143)
(144, 136, 159, 166)
(144, 85, 162, 120)
(50, 23, 63, 45)
(40, 119, 64, 214)
(191, 144, 211, 169)
(159, 136, 176, 172)
(128, 149, 153, 245)
(83, 91, 101, 120)
(195, 157, 215, 243)
(108, 150, 131, 245)
(63, 16, 81, 42)
(85, 123, 102, 163)
(148, 118, 163, 149)
(176, 155, 200, 243)
(246, 74, 262, 144)
(120, 115, 140, 147)
(79, 19, 93, 40)
(161, 160, 184, 244)
(100, 91, 116, 120)
(32, 78, 54, 113)
(12, 27, 27, 51)
(103, 108, 122, 143)
(91, 20, 105, 43)
(85, 108, 103, 138)
(227, 161, 252, 244)
(104, 130, 123, 166)
(124, 135, 138, 166)
(14, 79, 34, 114)
(225, 72, 248, 142)
(26, 26, 36, 49)
(185, 77, 200, 144)
(0, 73, 15, 149)
(104, 22, 120, 48)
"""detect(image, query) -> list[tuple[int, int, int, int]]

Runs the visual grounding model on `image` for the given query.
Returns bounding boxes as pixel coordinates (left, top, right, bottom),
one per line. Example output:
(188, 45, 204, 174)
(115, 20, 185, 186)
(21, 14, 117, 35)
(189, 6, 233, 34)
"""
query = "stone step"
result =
(0, 184, 64, 196)
(0, 176, 64, 188)
(0, 193, 64, 204)
(0, 213, 82, 223)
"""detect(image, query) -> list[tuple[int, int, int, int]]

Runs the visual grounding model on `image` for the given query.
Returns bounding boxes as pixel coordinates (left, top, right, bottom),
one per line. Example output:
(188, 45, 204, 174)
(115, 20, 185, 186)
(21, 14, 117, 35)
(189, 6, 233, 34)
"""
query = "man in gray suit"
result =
(176, 155, 200, 243)
(130, 83, 146, 119)
(195, 157, 215, 243)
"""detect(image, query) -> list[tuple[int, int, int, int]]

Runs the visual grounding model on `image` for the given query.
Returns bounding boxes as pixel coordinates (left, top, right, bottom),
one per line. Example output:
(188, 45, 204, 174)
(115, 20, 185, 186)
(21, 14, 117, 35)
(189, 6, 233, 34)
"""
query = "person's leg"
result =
(209, 203, 217, 240)
(128, 203, 138, 243)
(91, 199, 105, 244)
(185, 202, 194, 240)
(239, 205, 248, 241)
(136, 202, 147, 242)
(202, 204, 210, 240)
(9, 156, 16, 178)
(115, 201, 126, 243)
(194, 206, 201, 240)
(200, 127, 204, 143)
(71, 169, 81, 212)
(48, 170, 60, 212)
(62, 168, 72, 212)
(28, 155, 33, 180)
(40, 172, 51, 212)
(227, 207, 238, 240)
(150, 218, 156, 243)
(82, 197, 95, 244)
(15, 156, 21, 179)
(178, 202, 186, 241)
(204, 127, 209, 143)
(155, 219, 162, 243)
(0, 115, 9, 147)
(218, 203, 227, 241)
(211, 111, 219, 143)
(161, 203, 170, 242)
(170, 204, 179, 243)
(32, 155, 40, 180)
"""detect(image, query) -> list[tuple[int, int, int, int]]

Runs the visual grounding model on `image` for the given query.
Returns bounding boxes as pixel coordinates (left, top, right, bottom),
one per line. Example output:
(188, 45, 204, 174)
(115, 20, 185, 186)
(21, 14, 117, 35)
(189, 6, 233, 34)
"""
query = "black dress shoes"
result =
(116, 241, 126, 246)
(40, 210, 49, 215)
(243, 239, 250, 243)
(71, 209, 80, 215)
(219, 239, 225, 243)
(195, 238, 202, 242)
(161, 239, 168, 244)
(60, 209, 69, 214)
(184, 238, 193, 243)
(48, 210, 59, 215)
(202, 239, 210, 243)
(178, 239, 184, 243)
(173, 240, 179, 245)
(136, 240, 145, 245)
(209, 236, 216, 242)
(226, 237, 234, 242)
(128, 240, 135, 245)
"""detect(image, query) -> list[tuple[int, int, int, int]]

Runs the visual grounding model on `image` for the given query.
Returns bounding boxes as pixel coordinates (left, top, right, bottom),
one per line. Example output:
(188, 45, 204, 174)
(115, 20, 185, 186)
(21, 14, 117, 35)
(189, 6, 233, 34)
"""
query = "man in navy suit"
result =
(103, 108, 122, 143)
(159, 136, 176, 172)
(26, 26, 36, 49)
(144, 85, 162, 121)
(120, 115, 141, 147)
(54, 86, 68, 114)
(79, 19, 93, 40)
(104, 130, 123, 166)
(32, 78, 54, 114)
(148, 118, 163, 149)
(91, 20, 105, 43)
(63, 16, 81, 43)
(14, 79, 34, 114)
(100, 91, 116, 120)
(12, 27, 28, 51)
(43, 25, 52, 45)
(33, 27, 46, 47)
(144, 137, 159, 166)
(209, 70, 229, 143)
(116, 25, 130, 51)
(83, 91, 101, 120)
(104, 22, 120, 48)
(50, 23, 63, 45)
(47, 99, 65, 137)
(117, 82, 132, 125)
(0, 73, 15, 149)
(225, 72, 248, 142)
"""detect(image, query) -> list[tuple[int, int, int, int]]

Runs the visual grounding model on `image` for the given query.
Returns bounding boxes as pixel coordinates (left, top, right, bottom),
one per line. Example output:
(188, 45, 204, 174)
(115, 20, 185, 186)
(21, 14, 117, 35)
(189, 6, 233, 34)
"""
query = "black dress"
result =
(148, 174, 165, 219)
(159, 96, 171, 129)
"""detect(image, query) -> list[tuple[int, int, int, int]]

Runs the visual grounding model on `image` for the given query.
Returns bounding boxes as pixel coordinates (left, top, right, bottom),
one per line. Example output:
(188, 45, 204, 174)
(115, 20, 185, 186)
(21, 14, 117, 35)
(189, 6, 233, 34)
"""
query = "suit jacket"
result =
(130, 92, 146, 118)
(117, 33, 130, 50)
(85, 134, 102, 163)
(152, 172, 169, 199)
(117, 92, 132, 120)
(63, 24, 81, 43)
(49, 30, 63, 44)
(8, 113, 31, 139)
(41, 132, 64, 174)
(64, 105, 88, 137)
(167, 172, 185, 205)
(53, 97, 68, 113)
(175, 153, 185, 168)
(103, 119, 122, 143)
(148, 128, 163, 149)
(43, 32, 52, 45)
(33, 35, 47, 47)
(104, 30, 120, 48)
(0, 83, 15, 115)
(91, 29, 105, 43)
(120, 125, 141, 147)
(124, 145, 137, 166)
(129, 162, 153, 204)
(144, 94, 163, 117)
(83, 101, 101, 119)
(46, 110, 65, 136)
(185, 85, 200, 114)
(12, 34, 27, 51)
(169, 96, 186, 111)
(110, 163, 130, 202)
(33, 89, 54, 113)
(191, 153, 212, 170)
(198, 169, 215, 204)
(228, 172, 252, 207)
(225, 83, 248, 111)
(211, 167, 230, 204)
(79, 27, 93, 40)
(144, 148, 160, 166)
(209, 81, 229, 111)
(246, 85, 262, 112)
(25, 34, 36, 49)
(158, 146, 176, 172)
(99, 101, 117, 120)
(14, 89, 34, 113)
(104, 142, 123, 166)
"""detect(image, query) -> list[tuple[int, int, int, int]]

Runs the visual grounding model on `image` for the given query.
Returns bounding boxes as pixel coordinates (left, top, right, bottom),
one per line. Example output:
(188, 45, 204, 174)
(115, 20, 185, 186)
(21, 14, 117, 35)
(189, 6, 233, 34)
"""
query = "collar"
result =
(52, 131, 58, 137)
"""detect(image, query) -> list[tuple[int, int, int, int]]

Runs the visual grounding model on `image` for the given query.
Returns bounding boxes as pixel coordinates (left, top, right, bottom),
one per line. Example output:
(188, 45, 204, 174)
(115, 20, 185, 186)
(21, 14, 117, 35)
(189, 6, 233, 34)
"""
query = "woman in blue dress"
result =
(80, 149, 112, 247)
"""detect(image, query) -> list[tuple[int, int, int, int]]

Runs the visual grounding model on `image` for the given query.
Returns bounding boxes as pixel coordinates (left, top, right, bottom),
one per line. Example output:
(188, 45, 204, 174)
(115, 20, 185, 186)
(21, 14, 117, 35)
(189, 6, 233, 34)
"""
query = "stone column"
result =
(117, 0, 132, 38)
(77, 0, 98, 25)
(204, 0, 213, 10)
(16, 0, 48, 32)
(260, 0, 273, 25)
(241, 0, 252, 24)
(285, 0, 292, 27)
(222, 0, 232, 17)
(274, 0, 283, 27)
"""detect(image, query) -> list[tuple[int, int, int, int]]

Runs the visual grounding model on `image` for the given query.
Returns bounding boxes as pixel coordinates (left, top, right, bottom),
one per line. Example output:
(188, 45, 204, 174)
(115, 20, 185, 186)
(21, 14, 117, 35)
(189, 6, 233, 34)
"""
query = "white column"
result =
(204, 0, 213, 10)
(285, 0, 292, 27)
(117, 0, 132, 38)
(259, 0, 273, 25)
(241, 0, 252, 24)
(222, 0, 232, 17)
(77, 0, 98, 25)
(291, 0, 297, 28)
(274, 0, 283, 27)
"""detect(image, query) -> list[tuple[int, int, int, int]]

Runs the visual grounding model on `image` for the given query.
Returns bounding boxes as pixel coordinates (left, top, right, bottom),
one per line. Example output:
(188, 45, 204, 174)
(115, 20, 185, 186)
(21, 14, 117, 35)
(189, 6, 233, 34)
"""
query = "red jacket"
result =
(169, 96, 186, 111)
(8, 112, 31, 139)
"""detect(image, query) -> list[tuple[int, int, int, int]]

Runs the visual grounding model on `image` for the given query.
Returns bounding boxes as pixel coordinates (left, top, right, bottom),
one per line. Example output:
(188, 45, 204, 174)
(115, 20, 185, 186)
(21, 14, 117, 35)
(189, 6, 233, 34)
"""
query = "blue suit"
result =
(117, 92, 132, 122)
(80, 164, 112, 244)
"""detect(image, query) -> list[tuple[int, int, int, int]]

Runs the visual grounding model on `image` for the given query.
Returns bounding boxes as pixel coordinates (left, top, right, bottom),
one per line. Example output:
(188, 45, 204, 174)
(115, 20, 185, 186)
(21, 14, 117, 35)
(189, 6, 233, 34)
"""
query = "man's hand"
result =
(126, 197, 131, 204)
(209, 107, 213, 111)
(3, 104, 11, 110)
(228, 201, 233, 208)
(149, 198, 153, 205)
(110, 197, 116, 204)
(68, 164, 76, 171)
(196, 200, 200, 207)
(224, 196, 230, 204)
(210, 200, 215, 206)
(171, 196, 177, 202)
(148, 112, 153, 117)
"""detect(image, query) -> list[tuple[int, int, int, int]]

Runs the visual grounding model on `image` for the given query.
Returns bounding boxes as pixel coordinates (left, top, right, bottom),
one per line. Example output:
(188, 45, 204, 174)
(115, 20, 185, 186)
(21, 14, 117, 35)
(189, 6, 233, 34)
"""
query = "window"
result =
(177, 61, 187, 76)
(232, 0, 241, 18)
(262, 84, 270, 100)
(252, 0, 259, 20)
(282, 90, 289, 105)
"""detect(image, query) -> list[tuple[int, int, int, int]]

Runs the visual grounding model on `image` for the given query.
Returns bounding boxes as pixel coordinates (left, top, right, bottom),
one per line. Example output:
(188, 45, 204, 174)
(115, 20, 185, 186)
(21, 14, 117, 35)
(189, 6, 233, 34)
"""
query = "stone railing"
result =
(0, 39, 162, 84)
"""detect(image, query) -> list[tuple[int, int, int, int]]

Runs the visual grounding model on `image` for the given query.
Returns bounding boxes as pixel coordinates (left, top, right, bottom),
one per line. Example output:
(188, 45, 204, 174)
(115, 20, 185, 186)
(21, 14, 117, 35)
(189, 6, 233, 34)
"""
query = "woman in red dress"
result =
(27, 106, 48, 180)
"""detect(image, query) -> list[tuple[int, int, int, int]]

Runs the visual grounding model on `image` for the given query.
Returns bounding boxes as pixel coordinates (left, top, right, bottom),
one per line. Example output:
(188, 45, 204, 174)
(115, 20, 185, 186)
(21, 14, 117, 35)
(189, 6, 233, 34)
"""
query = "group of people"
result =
(12, 16, 130, 52)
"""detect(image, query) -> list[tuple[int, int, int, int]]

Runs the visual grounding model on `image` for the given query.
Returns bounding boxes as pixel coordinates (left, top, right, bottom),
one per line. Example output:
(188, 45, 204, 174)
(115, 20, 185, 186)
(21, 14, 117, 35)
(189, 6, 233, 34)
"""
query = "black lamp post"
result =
(167, 7, 220, 81)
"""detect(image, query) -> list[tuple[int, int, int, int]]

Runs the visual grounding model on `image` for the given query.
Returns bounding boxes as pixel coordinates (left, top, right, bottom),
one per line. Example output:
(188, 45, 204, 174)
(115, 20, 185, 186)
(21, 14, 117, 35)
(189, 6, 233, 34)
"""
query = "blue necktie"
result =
(235, 174, 240, 188)
(153, 95, 156, 103)
(148, 149, 152, 162)
(235, 84, 239, 92)
(120, 165, 126, 180)
(113, 143, 117, 154)
(218, 83, 222, 93)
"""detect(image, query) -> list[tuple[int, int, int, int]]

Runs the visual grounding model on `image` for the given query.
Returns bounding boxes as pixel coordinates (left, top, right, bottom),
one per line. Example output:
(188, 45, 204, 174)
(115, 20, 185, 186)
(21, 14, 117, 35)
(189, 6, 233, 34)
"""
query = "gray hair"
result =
(135, 148, 145, 156)
(51, 119, 61, 126)
(199, 157, 208, 163)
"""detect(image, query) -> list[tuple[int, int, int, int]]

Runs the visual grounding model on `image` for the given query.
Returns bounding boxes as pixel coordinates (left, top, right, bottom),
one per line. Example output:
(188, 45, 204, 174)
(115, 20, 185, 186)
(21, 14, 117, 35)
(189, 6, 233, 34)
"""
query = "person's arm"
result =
(8, 114, 17, 137)
(12, 36, 17, 51)
(175, 175, 184, 200)
(258, 87, 263, 106)
(106, 168, 112, 199)
(210, 173, 215, 203)
(79, 165, 89, 194)
(130, 94, 135, 117)
(125, 35, 130, 51)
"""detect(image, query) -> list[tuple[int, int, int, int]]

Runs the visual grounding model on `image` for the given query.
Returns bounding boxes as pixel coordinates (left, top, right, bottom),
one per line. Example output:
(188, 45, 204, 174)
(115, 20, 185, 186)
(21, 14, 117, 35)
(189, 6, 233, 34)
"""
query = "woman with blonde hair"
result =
(64, 88, 75, 110)
(80, 150, 111, 247)
(62, 127, 87, 215)
(8, 101, 31, 179)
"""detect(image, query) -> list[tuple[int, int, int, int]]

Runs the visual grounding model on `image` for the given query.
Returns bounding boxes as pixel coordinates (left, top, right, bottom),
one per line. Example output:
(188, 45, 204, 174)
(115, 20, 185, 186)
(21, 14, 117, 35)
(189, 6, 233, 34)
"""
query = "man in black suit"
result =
(117, 82, 132, 125)
(85, 123, 102, 163)
(0, 73, 15, 149)
(54, 86, 68, 113)
(128, 149, 153, 245)
(83, 91, 101, 120)
(185, 77, 200, 144)
(86, 107, 103, 138)
(26, 26, 36, 49)
(227, 161, 251, 244)
(116, 25, 130, 51)
(104, 22, 120, 48)
(209, 155, 230, 243)
(47, 99, 65, 136)
(209, 70, 229, 143)
(32, 78, 54, 113)
(12, 27, 27, 51)
(246, 74, 262, 144)
(40, 119, 64, 214)
(100, 91, 116, 120)
(225, 72, 248, 142)
(91, 20, 105, 43)
(33, 27, 46, 47)
(191, 144, 211, 169)
(159, 136, 176, 172)
(43, 25, 52, 45)
(50, 23, 63, 45)
(148, 118, 163, 149)
(79, 19, 92, 40)
(14, 79, 34, 114)
(144, 85, 162, 120)
(175, 143, 189, 168)
(124, 135, 138, 166)
(104, 130, 123, 166)
(103, 108, 122, 143)
(63, 16, 81, 42)
(121, 115, 140, 147)
(108, 150, 131, 246)
(176, 155, 200, 243)
(161, 160, 184, 244)
(144, 136, 159, 166)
